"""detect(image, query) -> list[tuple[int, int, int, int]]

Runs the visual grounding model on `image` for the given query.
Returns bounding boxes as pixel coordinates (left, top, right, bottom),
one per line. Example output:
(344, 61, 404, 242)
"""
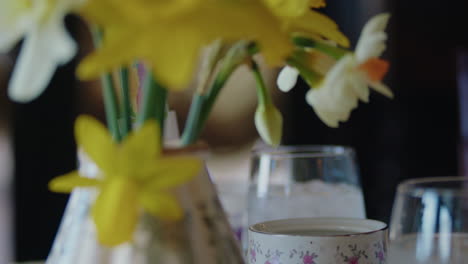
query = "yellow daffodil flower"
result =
(77, 0, 293, 90)
(0, 0, 84, 102)
(262, 0, 349, 47)
(49, 115, 202, 246)
(306, 13, 393, 127)
(262, 0, 325, 18)
(287, 11, 350, 48)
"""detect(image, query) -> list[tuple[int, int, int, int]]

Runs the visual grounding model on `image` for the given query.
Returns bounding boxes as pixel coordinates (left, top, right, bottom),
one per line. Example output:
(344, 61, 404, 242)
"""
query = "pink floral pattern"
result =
(374, 242, 386, 263)
(347, 256, 360, 264)
(250, 248, 257, 263)
(337, 244, 368, 264)
(302, 252, 318, 264)
(249, 238, 386, 263)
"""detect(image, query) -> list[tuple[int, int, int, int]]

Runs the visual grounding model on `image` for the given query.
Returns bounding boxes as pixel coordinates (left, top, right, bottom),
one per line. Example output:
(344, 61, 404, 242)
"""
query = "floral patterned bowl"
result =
(248, 218, 388, 264)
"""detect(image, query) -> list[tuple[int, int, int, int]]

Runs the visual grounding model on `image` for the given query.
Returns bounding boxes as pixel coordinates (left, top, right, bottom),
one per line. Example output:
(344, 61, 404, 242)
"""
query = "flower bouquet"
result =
(0, 0, 393, 263)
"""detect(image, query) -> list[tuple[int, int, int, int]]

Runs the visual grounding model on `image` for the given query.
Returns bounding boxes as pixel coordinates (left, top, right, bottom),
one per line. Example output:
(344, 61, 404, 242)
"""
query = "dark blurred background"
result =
(0, 0, 467, 261)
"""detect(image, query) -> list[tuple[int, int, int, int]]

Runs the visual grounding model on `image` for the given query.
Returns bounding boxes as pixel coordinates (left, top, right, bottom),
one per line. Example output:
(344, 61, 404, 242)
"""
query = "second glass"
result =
(247, 145, 366, 229)
(389, 177, 468, 263)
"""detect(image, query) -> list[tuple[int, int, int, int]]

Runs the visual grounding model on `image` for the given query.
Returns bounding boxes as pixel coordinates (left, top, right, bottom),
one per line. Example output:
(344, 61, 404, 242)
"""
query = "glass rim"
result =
(397, 176, 468, 197)
(251, 145, 355, 159)
(249, 217, 387, 237)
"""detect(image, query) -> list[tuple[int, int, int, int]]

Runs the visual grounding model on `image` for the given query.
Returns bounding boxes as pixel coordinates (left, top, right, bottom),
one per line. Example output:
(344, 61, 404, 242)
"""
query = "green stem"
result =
(119, 67, 132, 138)
(180, 42, 249, 146)
(180, 67, 234, 146)
(137, 73, 167, 139)
(181, 95, 206, 145)
(101, 74, 121, 142)
(91, 27, 121, 142)
(292, 36, 349, 60)
(249, 59, 271, 106)
(286, 56, 322, 88)
(198, 70, 230, 124)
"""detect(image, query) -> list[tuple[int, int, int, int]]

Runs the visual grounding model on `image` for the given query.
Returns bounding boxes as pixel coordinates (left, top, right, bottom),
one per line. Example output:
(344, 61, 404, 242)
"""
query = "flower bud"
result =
(254, 103, 283, 146)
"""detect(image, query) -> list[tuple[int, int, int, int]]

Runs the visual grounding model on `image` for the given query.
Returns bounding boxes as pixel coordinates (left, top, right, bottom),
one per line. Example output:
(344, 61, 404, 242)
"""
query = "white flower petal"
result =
(277, 66, 299, 92)
(355, 13, 390, 62)
(362, 13, 390, 37)
(337, 85, 359, 109)
(306, 91, 339, 127)
(348, 74, 369, 102)
(369, 81, 394, 98)
(315, 110, 340, 128)
(0, 1, 35, 52)
(8, 21, 77, 102)
(305, 55, 363, 128)
(356, 33, 387, 63)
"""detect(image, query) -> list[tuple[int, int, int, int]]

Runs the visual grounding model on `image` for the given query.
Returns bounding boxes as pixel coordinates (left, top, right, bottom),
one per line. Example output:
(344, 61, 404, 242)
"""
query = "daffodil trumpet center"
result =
(357, 57, 390, 82)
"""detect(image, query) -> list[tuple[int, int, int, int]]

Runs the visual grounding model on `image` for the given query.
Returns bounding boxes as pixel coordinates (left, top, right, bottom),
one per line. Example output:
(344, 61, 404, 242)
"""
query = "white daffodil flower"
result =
(306, 13, 393, 127)
(0, 0, 83, 103)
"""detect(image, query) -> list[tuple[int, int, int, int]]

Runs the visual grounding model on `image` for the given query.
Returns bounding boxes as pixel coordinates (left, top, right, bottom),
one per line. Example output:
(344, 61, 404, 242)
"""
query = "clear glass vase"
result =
(247, 145, 366, 229)
(46, 150, 244, 264)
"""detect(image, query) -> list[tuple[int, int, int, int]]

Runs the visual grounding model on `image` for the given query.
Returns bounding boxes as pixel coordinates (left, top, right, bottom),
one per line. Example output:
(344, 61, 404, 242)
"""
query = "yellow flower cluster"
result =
(76, 0, 348, 90)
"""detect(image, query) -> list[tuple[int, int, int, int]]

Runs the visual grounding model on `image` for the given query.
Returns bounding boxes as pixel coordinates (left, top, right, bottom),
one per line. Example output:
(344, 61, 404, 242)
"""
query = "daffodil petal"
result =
(75, 115, 117, 175)
(123, 119, 161, 158)
(277, 66, 299, 92)
(144, 156, 201, 189)
(120, 120, 162, 175)
(139, 192, 183, 221)
(92, 178, 139, 247)
(77, 24, 203, 89)
(78, 0, 293, 86)
(361, 13, 390, 37)
(7, 20, 76, 102)
(305, 56, 358, 128)
(0, 1, 32, 52)
(147, 29, 203, 89)
(348, 75, 370, 102)
(77, 26, 134, 80)
(306, 90, 339, 127)
(290, 11, 350, 47)
(355, 13, 390, 62)
(369, 81, 394, 98)
(81, 0, 199, 25)
(48, 171, 101, 193)
(263, 0, 311, 18)
(0, 28, 25, 53)
(309, 0, 326, 8)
